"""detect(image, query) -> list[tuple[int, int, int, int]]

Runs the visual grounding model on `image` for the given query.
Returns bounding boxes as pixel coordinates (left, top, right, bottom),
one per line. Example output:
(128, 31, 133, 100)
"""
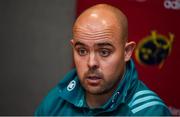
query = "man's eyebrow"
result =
(74, 41, 86, 47)
(74, 41, 114, 48)
(96, 42, 114, 47)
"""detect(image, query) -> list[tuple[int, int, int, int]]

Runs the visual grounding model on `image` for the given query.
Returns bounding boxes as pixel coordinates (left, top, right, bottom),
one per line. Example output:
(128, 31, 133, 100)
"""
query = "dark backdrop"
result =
(0, 0, 75, 115)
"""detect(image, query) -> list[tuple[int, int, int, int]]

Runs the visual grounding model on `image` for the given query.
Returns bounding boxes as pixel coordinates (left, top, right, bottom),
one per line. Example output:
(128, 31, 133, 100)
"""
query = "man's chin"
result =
(85, 86, 106, 95)
(86, 90, 104, 95)
(80, 81, 108, 95)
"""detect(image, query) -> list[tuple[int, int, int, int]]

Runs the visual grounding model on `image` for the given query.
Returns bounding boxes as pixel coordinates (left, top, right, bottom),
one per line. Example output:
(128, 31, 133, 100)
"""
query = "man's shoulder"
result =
(126, 81, 171, 116)
(42, 68, 77, 105)
(34, 68, 78, 116)
(34, 85, 63, 115)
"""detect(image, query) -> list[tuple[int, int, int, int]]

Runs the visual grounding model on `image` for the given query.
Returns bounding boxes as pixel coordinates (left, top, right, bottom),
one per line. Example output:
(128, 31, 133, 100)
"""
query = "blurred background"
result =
(0, 0, 180, 115)
(0, 0, 75, 115)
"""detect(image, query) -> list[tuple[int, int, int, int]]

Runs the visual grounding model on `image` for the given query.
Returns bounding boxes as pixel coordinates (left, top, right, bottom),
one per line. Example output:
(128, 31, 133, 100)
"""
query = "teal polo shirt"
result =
(35, 60, 171, 116)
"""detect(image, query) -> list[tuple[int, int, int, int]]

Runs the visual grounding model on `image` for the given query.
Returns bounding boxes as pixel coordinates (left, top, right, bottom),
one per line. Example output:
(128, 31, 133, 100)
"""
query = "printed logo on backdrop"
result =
(130, 0, 180, 10)
(135, 31, 174, 68)
(164, 0, 180, 10)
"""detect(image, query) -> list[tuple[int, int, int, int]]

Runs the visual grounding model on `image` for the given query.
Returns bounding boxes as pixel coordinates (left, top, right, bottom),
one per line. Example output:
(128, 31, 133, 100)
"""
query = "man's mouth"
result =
(86, 76, 102, 85)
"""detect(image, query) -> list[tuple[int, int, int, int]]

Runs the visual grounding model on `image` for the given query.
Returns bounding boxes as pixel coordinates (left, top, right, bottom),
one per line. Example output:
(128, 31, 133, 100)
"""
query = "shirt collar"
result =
(101, 60, 138, 111)
(57, 69, 87, 108)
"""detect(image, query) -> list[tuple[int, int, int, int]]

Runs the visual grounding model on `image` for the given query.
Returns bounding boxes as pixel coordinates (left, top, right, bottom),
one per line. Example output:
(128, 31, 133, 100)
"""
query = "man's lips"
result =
(86, 76, 102, 85)
(87, 76, 102, 80)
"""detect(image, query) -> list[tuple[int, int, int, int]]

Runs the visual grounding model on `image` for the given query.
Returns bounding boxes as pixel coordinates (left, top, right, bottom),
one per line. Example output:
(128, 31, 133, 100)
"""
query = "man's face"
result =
(71, 24, 127, 95)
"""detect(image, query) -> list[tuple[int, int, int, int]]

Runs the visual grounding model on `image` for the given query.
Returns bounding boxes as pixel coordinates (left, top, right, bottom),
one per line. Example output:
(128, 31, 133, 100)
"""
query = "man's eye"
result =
(99, 49, 111, 57)
(77, 48, 88, 56)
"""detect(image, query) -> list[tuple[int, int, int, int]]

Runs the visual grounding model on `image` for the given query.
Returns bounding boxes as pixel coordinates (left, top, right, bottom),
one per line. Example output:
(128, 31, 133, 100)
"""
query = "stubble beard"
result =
(79, 69, 121, 96)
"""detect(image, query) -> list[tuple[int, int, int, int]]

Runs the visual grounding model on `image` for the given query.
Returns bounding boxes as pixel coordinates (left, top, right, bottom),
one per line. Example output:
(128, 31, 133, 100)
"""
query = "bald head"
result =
(73, 4, 128, 43)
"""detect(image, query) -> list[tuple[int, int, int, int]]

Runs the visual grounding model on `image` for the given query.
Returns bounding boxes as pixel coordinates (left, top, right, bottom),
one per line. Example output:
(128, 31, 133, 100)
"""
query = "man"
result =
(35, 4, 171, 116)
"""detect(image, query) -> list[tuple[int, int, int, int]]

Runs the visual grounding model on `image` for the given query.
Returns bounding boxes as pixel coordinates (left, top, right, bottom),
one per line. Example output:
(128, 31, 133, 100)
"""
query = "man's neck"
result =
(86, 91, 113, 109)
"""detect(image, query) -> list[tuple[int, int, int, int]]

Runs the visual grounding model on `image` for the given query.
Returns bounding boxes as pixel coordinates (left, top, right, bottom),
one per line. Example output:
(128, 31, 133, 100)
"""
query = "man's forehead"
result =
(73, 26, 121, 47)
(74, 29, 117, 40)
(73, 23, 121, 42)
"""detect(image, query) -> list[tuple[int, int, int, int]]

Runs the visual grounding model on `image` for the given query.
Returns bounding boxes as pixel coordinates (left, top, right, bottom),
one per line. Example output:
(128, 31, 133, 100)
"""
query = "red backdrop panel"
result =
(76, 0, 180, 108)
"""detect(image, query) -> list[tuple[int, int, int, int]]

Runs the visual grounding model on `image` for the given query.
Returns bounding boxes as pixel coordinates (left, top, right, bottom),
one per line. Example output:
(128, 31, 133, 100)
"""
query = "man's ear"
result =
(70, 39, 74, 47)
(124, 41, 136, 62)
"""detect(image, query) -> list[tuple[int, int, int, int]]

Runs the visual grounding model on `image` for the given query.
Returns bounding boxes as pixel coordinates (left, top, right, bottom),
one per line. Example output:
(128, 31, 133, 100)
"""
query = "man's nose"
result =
(87, 53, 99, 69)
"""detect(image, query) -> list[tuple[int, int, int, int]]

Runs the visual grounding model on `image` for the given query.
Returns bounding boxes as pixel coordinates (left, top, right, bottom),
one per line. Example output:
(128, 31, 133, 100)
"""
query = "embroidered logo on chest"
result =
(67, 80, 76, 91)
